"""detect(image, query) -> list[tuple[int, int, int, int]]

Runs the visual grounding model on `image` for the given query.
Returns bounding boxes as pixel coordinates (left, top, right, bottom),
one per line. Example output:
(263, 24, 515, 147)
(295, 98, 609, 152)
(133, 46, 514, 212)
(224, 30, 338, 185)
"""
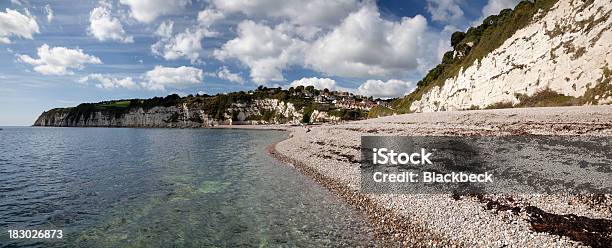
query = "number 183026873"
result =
(7, 229, 63, 239)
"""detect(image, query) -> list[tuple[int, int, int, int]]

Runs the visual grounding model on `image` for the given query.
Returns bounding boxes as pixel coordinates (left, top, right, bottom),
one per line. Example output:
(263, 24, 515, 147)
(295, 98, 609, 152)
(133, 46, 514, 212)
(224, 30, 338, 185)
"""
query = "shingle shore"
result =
(222, 106, 612, 247)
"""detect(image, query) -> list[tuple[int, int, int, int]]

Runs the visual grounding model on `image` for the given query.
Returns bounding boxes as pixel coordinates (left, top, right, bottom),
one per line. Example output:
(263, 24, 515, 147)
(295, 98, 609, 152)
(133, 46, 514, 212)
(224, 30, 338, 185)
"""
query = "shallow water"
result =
(0, 127, 378, 247)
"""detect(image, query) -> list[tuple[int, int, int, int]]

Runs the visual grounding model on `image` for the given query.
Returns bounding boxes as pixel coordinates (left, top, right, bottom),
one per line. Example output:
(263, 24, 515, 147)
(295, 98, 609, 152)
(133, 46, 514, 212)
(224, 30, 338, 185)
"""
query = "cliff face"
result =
(410, 0, 611, 112)
(34, 106, 186, 127)
(34, 99, 327, 127)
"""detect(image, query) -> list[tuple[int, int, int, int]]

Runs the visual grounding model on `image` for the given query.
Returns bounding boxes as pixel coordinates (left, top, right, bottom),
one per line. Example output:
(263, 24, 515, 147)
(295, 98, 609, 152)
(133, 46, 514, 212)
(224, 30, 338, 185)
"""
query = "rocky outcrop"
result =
(410, 0, 611, 112)
(224, 99, 303, 125)
(310, 110, 341, 123)
(34, 99, 318, 127)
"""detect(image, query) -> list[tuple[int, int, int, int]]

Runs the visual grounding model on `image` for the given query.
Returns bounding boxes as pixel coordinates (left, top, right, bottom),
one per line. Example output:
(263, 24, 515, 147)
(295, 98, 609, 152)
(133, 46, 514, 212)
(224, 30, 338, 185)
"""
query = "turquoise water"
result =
(0, 127, 378, 247)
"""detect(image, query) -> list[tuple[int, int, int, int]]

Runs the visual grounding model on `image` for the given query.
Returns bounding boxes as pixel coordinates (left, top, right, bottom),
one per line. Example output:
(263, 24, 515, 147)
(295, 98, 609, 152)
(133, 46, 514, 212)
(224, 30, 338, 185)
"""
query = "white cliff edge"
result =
(410, 0, 611, 112)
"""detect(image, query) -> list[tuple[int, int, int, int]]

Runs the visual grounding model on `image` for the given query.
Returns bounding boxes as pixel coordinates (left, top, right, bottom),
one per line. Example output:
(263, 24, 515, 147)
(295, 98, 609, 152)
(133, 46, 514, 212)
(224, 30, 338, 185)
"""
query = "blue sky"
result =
(0, 0, 520, 125)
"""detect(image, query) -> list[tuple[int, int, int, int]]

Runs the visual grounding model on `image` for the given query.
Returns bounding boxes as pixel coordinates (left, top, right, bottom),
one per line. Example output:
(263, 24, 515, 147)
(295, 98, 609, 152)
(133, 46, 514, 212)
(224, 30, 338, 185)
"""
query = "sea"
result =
(0, 127, 378, 247)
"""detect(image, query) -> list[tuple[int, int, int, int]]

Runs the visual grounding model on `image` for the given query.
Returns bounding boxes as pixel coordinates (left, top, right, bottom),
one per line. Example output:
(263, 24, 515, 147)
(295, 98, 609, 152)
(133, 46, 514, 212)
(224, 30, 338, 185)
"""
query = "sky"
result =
(0, 0, 521, 125)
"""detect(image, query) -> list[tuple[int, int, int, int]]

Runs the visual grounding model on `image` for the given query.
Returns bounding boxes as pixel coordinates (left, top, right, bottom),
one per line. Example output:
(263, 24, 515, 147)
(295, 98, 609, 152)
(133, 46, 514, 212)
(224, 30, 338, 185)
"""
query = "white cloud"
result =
(151, 9, 222, 64)
(197, 8, 224, 27)
(211, 0, 358, 28)
(142, 66, 203, 90)
(119, 0, 189, 23)
(305, 4, 430, 78)
(288, 77, 345, 91)
(79, 74, 139, 89)
(215, 66, 244, 84)
(89, 1, 134, 43)
(275, 22, 322, 40)
(426, 0, 464, 23)
(44, 4, 53, 23)
(18, 44, 101, 75)
(10, 0, 22, 6)
(154, 20, 173, 38)
(214, 20, 306, 84)
(214, 3, 443, 83)
(151, 28, 207, 64)
(472, 0, 520, 26)
(0, 8, 39, 44)
(481, 0, 520, 16)
(356, 79, 415, 99)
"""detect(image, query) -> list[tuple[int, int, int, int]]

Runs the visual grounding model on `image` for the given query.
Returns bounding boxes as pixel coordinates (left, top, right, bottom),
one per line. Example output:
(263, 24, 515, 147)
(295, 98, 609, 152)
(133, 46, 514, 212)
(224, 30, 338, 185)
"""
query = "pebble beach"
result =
(224, 106, 612, 247)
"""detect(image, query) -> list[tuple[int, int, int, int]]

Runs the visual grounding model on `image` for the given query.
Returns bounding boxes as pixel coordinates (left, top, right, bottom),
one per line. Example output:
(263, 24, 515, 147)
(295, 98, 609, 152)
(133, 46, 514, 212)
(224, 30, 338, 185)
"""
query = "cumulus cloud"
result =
(119, 0, 189, 23)
(142, 66, 203, 90)
(472, 0, 520, 26)
(214, 2, 443, 83)
(80, 67, 205, 91)
(79, 74, 138, 89)
(215, 66, 244, 84)
(275, 22, 322, 40)
(197, 8, 224, 27)
(154, 20, 173, 38)
(211, 0, 358, 28)
(481, 0, 520, 16)
(288, 77, 345, 91)
(356, 79, 415, 99)
(151, 8, 222, 64)
(426, 0, 464, 23)
(0, 8, 39, 44)
(18, 44, 101, 75)
(305, 4, 430, 78)
(43, 4, 53, 22)
(89, 1, 133, 43)
(214, 20, 306, 84)
(152, 28, 206, 63)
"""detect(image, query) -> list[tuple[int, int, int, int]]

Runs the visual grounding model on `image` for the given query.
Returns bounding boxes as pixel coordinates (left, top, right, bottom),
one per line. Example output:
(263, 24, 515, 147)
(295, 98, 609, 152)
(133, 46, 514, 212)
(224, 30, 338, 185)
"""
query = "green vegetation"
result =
(387, 0, 559, 114)
(329, 109, 368, 120)
(367, 106, 394, 118)
(246, 109, 279, 122)
(581, 65, 612, 104)
(484, 101, 514, 109)
(301, 105, 314, 123)
(97, 101, 130, 108)
(130, 94, 182, 111)
(468, 105, 481, 110)
(514, 88, 581, 107)
(485, 88, 580, 110)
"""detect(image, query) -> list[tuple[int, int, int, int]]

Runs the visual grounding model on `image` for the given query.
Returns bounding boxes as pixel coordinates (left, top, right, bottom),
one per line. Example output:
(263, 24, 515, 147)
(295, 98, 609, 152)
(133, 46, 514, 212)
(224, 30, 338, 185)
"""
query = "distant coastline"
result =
(33, 87, 382, 128)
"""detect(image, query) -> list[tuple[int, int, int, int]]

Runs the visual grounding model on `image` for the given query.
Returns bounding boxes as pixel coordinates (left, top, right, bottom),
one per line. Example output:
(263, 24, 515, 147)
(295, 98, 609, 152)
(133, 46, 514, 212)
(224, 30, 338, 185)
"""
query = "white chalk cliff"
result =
(410, 0, 611, 112)
(34, 99, 310, 127)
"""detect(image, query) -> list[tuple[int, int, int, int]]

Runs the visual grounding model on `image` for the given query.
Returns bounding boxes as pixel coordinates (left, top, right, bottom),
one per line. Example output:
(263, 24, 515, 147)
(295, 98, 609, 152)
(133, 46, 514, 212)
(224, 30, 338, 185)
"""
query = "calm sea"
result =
(0, 127, 377, 247)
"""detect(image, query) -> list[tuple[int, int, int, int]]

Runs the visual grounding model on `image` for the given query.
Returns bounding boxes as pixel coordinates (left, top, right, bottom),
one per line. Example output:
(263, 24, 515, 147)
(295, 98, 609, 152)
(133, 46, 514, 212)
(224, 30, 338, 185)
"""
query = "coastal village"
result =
(250, 85, 383, 112)
(235, 86, 389, 124)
